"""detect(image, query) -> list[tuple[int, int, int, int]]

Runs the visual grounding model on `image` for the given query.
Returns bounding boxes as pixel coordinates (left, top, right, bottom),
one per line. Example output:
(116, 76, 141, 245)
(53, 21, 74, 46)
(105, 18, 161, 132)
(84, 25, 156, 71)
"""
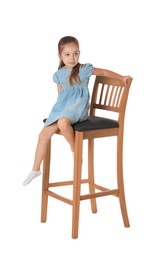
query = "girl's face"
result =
(59, 43, 80, 68)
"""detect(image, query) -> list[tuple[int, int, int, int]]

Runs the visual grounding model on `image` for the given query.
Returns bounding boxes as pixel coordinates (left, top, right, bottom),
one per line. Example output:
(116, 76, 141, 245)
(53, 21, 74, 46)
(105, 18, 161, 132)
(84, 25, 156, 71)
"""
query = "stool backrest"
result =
(90, 76, 133, 123)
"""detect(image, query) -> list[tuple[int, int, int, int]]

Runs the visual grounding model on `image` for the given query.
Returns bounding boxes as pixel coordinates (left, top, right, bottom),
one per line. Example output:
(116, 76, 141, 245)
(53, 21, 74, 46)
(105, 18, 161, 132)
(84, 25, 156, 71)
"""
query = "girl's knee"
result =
(39, 123, 58, 141)
(57, 118, 71, 130)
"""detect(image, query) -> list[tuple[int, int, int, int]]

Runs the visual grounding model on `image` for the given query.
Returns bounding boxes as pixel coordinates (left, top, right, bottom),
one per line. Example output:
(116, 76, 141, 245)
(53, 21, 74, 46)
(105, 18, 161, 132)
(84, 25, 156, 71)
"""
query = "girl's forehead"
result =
(62, 43, 79, 52)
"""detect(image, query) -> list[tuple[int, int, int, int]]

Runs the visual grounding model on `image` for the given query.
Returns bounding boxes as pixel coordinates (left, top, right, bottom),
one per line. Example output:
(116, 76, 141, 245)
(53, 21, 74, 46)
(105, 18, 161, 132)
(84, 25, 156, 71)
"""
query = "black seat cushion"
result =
(43, 116, 119, 132)
(73, 116, 119, 131)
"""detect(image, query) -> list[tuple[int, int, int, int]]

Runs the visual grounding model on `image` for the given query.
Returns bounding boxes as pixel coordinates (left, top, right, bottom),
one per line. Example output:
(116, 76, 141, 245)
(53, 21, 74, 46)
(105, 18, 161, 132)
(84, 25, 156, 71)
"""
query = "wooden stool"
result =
(41, 76, 133, 238)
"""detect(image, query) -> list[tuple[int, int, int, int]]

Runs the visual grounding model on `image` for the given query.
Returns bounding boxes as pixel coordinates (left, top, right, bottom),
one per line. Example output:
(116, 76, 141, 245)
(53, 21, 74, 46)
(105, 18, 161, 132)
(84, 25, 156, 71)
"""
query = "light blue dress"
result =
(44, 63, 94, 126)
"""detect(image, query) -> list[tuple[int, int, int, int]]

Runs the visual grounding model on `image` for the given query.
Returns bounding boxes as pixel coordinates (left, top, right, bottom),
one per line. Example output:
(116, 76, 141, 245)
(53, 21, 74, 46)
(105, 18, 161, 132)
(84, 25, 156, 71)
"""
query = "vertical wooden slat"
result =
(104, 84, 109, 106)
(99, 83, 104, 104)
(112, 85, 119, 107)
(116, 86, 124, 108)
(108, 85, 114, 107)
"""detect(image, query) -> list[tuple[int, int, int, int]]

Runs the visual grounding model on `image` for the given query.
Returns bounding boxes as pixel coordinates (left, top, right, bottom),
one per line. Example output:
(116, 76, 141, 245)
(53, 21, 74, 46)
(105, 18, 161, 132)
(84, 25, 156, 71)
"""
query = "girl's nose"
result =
(71, 54, 75, 60)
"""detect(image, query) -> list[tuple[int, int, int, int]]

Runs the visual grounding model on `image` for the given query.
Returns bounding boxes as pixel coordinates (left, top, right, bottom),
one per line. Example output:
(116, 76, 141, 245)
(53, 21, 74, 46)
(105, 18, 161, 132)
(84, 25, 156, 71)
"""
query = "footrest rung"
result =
(80, 189, 119, 200)
(47, 190, 73, 205)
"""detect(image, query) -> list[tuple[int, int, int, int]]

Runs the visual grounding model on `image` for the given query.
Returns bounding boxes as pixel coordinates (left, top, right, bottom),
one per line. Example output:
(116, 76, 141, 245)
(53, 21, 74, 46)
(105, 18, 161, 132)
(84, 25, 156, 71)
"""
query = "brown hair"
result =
(58, 36, 81, 85)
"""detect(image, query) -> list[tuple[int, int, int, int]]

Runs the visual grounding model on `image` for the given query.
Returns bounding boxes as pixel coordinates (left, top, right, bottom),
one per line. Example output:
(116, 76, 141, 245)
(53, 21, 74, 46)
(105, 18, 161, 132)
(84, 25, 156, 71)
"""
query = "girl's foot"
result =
(23, 170, 41, 186)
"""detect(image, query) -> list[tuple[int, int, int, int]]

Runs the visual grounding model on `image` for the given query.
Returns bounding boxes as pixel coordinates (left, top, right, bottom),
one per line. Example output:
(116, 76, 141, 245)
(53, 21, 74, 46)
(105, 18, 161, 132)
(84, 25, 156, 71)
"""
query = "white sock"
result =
(23, 170, 41, 186)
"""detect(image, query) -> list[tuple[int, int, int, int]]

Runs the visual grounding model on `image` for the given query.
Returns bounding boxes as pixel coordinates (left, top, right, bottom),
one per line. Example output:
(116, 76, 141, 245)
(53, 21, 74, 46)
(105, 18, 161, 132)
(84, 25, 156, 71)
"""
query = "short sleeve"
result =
(53, 72, 60, 84)
(84, 63, 94, 79)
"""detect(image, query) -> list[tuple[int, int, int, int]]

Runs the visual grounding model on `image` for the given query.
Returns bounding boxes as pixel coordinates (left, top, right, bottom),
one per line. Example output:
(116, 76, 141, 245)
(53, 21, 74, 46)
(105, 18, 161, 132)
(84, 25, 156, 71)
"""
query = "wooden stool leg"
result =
(88, 138, 97, 213)
(41, 139, 51, 223)
(72, 131, 83, 239)
(117, 134, 130, 227)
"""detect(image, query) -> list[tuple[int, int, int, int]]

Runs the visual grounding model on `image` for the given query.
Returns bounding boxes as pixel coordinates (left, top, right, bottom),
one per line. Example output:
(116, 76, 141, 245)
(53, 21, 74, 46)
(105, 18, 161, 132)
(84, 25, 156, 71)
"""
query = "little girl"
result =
(23, 36, 130, 186)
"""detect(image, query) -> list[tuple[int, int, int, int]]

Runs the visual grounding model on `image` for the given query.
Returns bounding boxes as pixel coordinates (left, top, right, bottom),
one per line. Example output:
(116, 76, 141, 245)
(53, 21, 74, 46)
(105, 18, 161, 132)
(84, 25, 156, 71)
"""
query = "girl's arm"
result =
(57, 84, 62, 93)
(93, 67, 131, 86)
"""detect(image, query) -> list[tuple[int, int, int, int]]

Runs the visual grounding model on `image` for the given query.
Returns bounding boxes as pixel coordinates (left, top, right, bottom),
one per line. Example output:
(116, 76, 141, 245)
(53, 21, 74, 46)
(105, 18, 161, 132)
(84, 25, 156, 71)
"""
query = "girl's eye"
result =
(75, 52, 79, 56)
(65, 54, 69, 57)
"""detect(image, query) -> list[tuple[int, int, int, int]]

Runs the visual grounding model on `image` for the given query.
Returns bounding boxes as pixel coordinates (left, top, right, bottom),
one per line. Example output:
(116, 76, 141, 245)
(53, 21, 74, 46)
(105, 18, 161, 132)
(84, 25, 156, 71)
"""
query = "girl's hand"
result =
(122, 76, 131, 86)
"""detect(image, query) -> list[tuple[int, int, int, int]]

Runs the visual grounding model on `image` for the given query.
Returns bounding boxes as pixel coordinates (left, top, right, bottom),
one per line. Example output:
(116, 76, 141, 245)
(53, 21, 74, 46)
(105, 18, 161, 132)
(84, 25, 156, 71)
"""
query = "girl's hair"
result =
(58, 36, 81, 85)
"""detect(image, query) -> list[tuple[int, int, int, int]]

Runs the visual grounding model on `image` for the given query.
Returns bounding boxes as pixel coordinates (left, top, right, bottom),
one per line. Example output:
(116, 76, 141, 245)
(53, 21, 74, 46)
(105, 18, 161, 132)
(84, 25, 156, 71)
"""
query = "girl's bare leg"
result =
(57, 118, 75, 151)
(23, 122, 59, 185)
(32, 122, 59, 171)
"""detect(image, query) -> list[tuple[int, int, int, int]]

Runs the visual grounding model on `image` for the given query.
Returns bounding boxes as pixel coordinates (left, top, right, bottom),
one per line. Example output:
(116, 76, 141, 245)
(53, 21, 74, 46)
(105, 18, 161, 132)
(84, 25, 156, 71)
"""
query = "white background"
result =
(0, 0, 163, 259)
